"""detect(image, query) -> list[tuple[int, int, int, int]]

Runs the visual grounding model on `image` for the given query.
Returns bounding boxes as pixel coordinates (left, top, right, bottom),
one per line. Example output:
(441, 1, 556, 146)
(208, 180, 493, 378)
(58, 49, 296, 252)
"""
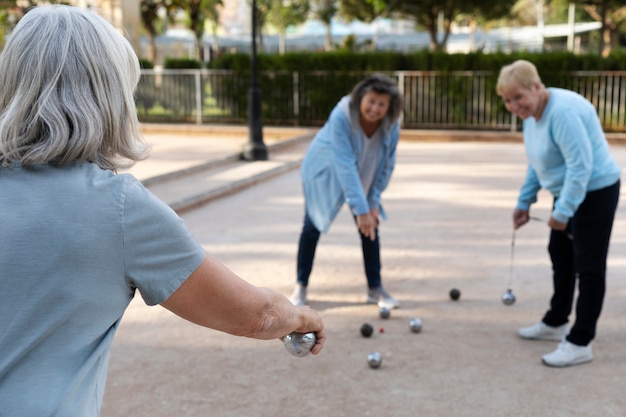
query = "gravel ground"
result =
(102, 140, 626, 417)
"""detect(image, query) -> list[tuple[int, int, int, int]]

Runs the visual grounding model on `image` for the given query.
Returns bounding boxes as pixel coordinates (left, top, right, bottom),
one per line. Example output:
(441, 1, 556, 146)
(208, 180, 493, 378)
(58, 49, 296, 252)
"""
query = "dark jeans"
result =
(542, 180, 620, 346)
(296, 212, 382, 289)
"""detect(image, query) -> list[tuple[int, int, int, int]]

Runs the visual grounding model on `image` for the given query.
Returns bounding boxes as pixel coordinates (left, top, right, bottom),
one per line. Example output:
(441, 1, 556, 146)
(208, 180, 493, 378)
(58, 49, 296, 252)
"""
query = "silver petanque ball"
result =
(501, 289, 516, 306)
(282, 332, 316, 357)
(367, 352, 382, 369)
(379, 306, 391, 319)
(409, 317, 423, 333)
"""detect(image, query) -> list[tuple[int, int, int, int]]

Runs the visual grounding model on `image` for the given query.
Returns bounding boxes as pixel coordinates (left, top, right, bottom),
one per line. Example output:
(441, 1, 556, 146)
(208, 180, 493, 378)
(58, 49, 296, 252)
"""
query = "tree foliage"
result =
(337, 0, 384, 23)
(142, 0, 223, 62)
(266, 0, 310, 54)
(0, 0, 16, 47)
(577, 0, 626, 56)
(0, 0, 69, 47)
(403, 0, 517, 51)
(182, 0, 223, 60)
(338, 0, 516, 51)
(503, 0, 587, 27)
(311, 0, 337, 51)
(140, 0, 181, 63)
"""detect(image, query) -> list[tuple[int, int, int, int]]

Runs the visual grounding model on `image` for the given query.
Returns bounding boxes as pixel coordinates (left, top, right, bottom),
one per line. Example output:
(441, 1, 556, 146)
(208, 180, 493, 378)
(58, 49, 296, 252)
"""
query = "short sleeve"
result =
(120, 175, 206, 305)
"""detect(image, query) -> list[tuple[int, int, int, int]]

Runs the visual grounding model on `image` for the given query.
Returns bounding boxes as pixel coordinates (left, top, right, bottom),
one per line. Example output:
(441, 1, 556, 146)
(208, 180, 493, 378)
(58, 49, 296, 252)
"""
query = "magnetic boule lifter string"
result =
(504, 216, 544, 306)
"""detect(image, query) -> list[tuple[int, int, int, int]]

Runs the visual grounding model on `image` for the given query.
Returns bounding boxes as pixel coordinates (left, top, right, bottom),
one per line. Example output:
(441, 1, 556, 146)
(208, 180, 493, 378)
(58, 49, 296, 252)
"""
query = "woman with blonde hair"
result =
(497, 60, 620, 367)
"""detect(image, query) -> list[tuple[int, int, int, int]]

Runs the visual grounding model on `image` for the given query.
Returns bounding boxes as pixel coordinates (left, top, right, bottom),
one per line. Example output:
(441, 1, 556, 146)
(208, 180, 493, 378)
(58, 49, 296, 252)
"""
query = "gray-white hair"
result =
(0, 5, 149, 170)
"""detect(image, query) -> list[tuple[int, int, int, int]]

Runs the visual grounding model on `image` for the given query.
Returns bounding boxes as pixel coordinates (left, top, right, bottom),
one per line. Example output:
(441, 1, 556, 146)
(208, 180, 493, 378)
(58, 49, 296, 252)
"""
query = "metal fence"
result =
(136, 69, 626, 132)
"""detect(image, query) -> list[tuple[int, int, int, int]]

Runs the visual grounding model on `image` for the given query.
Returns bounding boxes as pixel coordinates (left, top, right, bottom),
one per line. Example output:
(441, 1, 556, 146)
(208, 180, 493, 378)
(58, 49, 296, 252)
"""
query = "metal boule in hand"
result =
(282, 332, 316, 357)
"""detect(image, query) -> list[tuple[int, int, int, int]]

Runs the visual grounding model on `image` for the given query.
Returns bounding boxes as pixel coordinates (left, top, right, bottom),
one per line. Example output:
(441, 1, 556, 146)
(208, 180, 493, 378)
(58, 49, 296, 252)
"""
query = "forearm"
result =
(517, 165, 540, 209)
(160, 254, 324, 342)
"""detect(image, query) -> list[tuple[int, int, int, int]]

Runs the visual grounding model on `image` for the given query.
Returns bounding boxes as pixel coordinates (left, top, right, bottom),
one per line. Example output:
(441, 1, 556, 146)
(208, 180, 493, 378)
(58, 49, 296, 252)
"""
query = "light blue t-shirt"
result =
(0, 162, 206, 416)
(517, 87, 621, 223)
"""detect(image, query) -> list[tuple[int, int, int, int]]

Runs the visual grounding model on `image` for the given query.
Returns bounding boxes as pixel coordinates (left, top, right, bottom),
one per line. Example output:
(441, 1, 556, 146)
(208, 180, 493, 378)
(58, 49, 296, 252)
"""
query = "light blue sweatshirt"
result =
(517, 88, 621, 223)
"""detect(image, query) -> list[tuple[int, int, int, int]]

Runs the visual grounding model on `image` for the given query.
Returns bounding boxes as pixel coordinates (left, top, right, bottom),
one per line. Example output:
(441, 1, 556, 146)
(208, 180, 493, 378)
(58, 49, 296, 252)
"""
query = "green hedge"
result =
(129, 50, 626, 76)
(208, 50, 626, 73)
(135, 52, 626, 129)
(163, 58, 203, 69)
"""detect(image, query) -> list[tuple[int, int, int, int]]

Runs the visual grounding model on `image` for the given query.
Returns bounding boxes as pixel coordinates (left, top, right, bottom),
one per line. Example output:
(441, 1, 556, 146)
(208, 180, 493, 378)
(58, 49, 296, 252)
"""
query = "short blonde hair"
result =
(496, 60, 545, 95)
(0, 5, 149, 170)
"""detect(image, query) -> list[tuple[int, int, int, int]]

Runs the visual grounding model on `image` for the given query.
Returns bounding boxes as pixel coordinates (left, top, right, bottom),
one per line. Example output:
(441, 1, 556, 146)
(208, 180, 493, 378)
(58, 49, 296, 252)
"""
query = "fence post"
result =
(195, 71, 202, 125)
(510, 112, 517, 132)
(395, 71, 405, 128)
(293, 71, 299, 125)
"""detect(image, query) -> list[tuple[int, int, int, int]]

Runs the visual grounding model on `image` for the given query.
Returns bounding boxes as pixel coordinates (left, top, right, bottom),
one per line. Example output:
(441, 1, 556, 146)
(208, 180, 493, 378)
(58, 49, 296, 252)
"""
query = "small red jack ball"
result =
(379, 327, 385, 333)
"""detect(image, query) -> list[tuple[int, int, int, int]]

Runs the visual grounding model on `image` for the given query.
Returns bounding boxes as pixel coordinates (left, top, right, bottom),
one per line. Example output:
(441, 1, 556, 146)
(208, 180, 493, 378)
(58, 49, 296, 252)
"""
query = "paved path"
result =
(103, 127, 626, 417)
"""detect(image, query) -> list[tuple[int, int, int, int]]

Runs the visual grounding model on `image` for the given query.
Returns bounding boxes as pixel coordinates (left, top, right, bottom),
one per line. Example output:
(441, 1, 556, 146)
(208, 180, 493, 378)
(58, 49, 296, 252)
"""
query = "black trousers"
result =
(296, 212, 382, 289)
(542, 180, 620, 346)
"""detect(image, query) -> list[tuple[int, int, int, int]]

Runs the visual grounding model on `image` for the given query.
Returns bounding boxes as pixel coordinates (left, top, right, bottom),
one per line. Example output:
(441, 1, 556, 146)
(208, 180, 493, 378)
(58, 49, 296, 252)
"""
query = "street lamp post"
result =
(242, 0, 268, 161)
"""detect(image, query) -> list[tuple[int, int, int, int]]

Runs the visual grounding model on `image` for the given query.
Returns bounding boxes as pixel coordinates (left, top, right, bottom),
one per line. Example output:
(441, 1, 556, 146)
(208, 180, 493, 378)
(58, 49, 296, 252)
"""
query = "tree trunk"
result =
(324, 22, 332, 51)
(148, 33, 156, 64)
(279, 32, 286, 54)
(196, 35, 203, 61)
(602, 27, 611, 57)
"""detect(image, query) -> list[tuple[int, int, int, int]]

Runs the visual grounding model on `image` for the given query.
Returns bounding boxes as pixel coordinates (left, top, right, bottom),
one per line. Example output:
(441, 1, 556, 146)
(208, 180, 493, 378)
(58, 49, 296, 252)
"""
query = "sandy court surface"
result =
(102, 140, 626, 417)
(125, 127, 313, 181)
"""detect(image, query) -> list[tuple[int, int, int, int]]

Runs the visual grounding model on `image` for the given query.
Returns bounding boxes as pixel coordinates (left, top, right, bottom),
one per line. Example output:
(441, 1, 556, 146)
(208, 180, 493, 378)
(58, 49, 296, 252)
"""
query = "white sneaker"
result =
(542, 340, 593, 367)
(367, 287, 400, 309)
(289, 285, 307, 306)
(518, 321, 569, 341)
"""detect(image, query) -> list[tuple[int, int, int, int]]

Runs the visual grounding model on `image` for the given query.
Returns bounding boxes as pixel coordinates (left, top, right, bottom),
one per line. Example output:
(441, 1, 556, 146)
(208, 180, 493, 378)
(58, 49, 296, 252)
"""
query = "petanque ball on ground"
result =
(449, 288, 461, 301)
(379, 306, 391, 319)
(360, 323, 374, 338)
(409, 317, 423, 333)
(367, 352, 382, 369)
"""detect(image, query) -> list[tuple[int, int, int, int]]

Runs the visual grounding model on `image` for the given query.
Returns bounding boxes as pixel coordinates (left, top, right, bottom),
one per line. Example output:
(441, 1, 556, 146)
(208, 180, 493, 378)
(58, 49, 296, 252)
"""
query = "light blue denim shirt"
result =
(517, 88, 621, 223)
(301, 96, 399, 232)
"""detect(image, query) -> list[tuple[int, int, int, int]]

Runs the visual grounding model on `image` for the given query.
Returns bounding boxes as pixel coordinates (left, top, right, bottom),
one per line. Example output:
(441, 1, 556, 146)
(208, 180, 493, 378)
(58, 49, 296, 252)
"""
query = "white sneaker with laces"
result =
(542, 340, 593, 367)
(289, 285, 307, 306)
(367, 287, 399, 309)
(518, 321, 569, 341)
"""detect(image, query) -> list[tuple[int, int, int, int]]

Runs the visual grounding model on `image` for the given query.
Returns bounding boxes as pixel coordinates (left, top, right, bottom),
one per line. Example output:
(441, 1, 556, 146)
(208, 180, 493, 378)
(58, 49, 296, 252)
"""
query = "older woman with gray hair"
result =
(497, 59, 620, 368)
(0, 5, 325, 415)
(289, 74, 404, 309)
